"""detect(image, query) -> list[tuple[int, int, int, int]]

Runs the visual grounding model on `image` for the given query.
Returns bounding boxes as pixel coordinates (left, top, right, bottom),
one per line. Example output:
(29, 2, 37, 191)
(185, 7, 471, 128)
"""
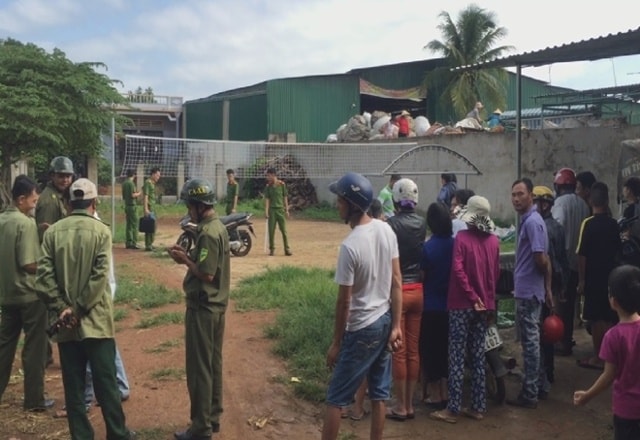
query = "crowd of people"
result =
(2, 157, 640, 440)
(322, 168, 640, 440)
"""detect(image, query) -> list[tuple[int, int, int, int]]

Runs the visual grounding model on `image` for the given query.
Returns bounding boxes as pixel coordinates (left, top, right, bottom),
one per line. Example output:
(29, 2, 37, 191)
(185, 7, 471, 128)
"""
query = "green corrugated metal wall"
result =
(267, 75, 361, 142)
(185, 99, 223, 140)
(228, 93, 268, 141)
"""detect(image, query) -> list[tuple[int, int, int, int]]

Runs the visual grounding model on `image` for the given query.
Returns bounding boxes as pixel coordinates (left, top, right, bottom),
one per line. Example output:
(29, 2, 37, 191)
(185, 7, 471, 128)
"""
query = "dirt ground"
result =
(0, 215, 615, 439)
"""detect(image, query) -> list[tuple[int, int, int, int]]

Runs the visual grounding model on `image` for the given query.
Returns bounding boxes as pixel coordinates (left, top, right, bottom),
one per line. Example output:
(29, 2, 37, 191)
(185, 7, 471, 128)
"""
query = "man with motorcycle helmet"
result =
(36, 156, 75, 242)
(35, 156, 75, 369)
(168, 178, 230, 440)
(533, 186, 569, 388)
(322, 172, 402, 440)
(550, 168, 590, 356)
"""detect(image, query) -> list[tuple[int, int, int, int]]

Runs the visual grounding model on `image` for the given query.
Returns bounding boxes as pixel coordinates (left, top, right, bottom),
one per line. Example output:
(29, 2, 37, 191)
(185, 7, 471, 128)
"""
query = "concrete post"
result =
(87, 156, 98, 184)
(136, 164, 145, 192)
(177, 162, 185, 197)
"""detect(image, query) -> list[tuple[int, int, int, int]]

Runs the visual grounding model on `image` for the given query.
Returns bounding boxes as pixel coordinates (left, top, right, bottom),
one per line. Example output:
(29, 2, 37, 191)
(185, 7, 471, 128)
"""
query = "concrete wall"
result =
(308, 126, 640, 223)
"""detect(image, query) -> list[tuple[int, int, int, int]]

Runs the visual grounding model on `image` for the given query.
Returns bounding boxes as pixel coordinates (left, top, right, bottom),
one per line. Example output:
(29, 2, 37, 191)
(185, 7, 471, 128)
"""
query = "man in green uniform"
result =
(35, 155, 75, 367)
(36, 156, 74, 241)
(121, 169, 141, 249)
(143, 167, 161, 251)
(168, 179, 230, 440)
(225, 168, 238, 215)
(0, 175, 54, 412)
(36, 178, 133, 440)
(264, 167, 292, 256)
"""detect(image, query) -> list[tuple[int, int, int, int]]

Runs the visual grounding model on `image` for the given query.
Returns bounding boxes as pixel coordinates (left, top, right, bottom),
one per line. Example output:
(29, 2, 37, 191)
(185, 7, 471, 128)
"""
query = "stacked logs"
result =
(246, 155, 318, 211)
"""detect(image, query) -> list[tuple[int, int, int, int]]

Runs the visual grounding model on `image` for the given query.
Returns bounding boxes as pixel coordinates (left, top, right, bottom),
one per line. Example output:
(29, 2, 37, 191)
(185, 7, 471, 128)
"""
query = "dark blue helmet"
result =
(329, 172, 373, 213)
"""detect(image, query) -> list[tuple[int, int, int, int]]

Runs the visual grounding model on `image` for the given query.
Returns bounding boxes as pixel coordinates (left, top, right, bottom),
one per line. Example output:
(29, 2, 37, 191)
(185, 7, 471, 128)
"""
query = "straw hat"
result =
(493, 108, 503, 115)
(460, 196, 495, 233)
(400, 110, 410, 116)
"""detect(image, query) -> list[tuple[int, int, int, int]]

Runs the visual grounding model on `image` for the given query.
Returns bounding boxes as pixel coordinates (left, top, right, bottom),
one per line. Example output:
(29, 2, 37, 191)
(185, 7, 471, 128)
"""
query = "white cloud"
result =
(2, 0, 639, 100)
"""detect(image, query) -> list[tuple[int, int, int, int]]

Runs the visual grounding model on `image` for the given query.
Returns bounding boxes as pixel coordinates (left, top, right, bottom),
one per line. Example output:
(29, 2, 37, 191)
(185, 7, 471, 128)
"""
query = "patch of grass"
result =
(234, 266, 336, 402)
(115, 277, 182, 309)
(135, 312, 183, 329)
(297, 201, 340, 222)
(233, 266, 336, 311)
(500, 240, 516, 253)
(149, 367, 186, 381)
(133, 428, 179, 440)
(113, 308, 129, 322)
(144, 338, 182, 354)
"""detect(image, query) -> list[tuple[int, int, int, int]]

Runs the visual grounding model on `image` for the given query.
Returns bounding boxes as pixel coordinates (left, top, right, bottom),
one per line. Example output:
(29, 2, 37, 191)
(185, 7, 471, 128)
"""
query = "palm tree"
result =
(424, 4, 514, 120)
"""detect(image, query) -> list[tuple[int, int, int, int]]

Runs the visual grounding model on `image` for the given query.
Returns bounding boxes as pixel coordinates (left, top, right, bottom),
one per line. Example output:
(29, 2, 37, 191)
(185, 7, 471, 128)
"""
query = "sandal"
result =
(385, 409, 407, 422)
(461, 408, 484, 420)
(349, 409, 370, 421)
(576, 359, 604, 370)
(430, 410, 457, 424)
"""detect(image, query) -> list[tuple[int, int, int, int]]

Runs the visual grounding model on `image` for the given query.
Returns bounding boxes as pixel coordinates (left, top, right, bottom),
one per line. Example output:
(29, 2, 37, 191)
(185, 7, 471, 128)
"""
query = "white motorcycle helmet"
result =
(392, 178, 419, 206)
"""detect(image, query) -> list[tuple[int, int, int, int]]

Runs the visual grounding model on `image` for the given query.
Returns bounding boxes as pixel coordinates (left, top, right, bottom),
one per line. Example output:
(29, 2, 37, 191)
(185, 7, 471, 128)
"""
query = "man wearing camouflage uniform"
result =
(36, 178, 133, 440)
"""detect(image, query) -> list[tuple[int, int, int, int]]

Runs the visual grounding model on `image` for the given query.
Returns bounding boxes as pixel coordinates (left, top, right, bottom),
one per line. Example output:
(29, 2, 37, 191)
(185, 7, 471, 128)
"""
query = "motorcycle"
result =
(177, 212, 256, 257)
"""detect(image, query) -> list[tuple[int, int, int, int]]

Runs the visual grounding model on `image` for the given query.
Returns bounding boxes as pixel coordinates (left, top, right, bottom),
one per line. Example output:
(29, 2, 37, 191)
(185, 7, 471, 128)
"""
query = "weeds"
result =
(115, 278, 182, 309)
(135, 312, 183, 329)
(149, 367, 186, 381)
(144, 338, 182, 354)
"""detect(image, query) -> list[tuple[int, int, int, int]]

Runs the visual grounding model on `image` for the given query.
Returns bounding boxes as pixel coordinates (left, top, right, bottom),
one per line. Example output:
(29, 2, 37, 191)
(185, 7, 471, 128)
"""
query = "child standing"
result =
(574, 265, 640, 440)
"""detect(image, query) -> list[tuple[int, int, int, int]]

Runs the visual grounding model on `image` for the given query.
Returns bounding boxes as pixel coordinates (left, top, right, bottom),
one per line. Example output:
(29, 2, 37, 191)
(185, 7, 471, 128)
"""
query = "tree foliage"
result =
(424, 4, 514, 119)
(0, 38, 127, 206)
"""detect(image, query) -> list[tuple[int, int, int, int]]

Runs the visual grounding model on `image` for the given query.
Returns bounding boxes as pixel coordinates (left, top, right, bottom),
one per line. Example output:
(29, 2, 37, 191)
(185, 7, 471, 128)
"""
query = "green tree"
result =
(424, 4, 514, 119)
(0, 38, 127, 206)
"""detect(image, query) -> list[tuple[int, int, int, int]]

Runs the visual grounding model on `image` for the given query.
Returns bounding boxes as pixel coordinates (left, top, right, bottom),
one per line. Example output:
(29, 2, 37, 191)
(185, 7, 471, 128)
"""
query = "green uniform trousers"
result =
(268, 208, 290, 252)
(0, 301, 47, 409)
(59, 338, 130, 440)
(124, 205, 138, 247)
(185, 306, 225, 437)
(144, 211, 155, 250)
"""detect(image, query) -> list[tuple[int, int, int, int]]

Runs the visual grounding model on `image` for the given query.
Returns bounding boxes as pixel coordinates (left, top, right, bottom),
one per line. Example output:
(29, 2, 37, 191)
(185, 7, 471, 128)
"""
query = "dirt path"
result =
(0, 216, 614, 439)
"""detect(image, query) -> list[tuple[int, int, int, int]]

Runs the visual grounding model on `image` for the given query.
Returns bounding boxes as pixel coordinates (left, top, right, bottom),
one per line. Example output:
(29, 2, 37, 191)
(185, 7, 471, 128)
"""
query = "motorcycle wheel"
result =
(177, 232, 194, 253)
(231, 230, 252, 257)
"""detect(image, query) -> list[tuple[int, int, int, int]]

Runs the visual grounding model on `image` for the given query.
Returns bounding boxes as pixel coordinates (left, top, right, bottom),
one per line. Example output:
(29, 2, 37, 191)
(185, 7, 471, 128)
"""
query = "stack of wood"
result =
(250, 155, 318, 211)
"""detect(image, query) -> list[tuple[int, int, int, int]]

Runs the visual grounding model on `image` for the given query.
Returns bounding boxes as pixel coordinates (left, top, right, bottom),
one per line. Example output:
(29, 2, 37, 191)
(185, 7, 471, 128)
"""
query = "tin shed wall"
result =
(185, 100, 223, 140)
(228, 93, 268, 141)
(267, 76, 361, 142)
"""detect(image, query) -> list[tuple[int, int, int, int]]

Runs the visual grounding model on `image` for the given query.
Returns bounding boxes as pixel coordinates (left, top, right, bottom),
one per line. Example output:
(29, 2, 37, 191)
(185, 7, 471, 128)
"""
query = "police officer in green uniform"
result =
(0, 176, 54, 412)
(264, 167, 292, 256)
(35, 155, 75, 367)
(36, 156, 74, 241)
(143, 167, 161, 251)
(168, 179, 230, 440)
(121, 169, 141, 249)
(225, 168, 238, 215)
(36, 178, 133, 440)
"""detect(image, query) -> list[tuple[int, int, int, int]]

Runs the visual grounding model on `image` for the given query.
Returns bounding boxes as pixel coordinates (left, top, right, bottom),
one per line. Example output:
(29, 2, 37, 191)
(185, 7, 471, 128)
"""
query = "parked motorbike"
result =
(177, 212, 256, 257)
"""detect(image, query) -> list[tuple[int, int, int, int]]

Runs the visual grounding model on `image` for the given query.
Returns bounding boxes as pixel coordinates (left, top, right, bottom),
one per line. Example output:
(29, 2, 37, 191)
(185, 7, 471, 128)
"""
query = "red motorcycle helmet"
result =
(542, 315, 565, 344)
(554, 168, 576, 186)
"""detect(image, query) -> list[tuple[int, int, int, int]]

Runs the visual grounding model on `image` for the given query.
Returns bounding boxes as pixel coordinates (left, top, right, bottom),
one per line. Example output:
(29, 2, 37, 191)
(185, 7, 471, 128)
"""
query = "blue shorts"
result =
(326, 311, 392, 407)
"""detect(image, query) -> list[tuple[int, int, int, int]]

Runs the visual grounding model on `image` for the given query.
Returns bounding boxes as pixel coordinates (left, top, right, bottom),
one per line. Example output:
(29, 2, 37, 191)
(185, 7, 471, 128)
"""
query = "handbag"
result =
(138, 215, 156, 233)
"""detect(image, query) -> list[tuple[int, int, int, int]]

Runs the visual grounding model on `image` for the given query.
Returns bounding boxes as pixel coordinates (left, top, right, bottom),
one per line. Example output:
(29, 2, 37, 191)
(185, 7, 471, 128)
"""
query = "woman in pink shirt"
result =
(431, 196, 500, 424)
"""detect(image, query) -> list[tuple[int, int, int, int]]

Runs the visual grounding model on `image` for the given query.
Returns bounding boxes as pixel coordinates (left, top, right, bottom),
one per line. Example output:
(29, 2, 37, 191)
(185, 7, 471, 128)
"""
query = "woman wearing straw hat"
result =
(430, 196, 500, 424)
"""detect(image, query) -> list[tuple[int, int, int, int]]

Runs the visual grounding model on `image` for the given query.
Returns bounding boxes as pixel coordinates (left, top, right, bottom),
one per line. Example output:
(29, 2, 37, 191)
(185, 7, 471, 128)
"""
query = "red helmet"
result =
(554, 168, 576, 186)
(542, 315, 565, 344)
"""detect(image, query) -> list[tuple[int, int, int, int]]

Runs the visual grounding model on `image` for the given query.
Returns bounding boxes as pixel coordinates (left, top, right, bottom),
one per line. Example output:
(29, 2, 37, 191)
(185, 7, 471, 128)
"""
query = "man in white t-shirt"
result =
(321, 172, 403, 440)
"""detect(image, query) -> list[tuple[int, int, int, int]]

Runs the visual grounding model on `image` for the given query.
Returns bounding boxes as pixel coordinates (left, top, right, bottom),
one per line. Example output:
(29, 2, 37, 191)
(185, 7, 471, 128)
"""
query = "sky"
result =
(1, 0, 639, 102)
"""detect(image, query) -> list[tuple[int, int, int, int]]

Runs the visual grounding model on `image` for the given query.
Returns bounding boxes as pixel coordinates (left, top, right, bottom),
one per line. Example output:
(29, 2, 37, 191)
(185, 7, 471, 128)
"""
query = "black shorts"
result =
(583, 287, 618, 323)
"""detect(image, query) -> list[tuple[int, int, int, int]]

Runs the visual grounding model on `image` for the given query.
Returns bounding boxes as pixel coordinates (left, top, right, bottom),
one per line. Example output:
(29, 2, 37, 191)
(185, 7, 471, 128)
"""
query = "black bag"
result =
(139, 216, 156, 233)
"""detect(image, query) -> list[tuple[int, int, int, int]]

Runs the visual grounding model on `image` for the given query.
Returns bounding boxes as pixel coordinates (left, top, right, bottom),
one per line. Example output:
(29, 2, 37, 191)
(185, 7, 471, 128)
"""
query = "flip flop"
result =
(430, 410, 457, 424)
(461, 408, 484, 420)
(576, 359, 604, 370)
(385, 409, 407, 422)
(406, 412, 415, 420)
(349, 409, 370, 421)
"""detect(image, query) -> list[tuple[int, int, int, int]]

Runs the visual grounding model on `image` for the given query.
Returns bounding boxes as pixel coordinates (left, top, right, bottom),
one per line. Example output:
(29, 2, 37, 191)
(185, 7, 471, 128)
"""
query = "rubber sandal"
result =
(406, 412, 415, 419)
(461, 408, 484, 420)
(385, 409, 407, 421)
(349, 409, 370, 421)
(430, 410, 457, 424)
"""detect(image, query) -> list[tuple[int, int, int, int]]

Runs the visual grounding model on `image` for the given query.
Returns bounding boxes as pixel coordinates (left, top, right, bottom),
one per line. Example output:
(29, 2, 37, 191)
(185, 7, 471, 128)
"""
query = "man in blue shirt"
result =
(507, 178, 552, 409)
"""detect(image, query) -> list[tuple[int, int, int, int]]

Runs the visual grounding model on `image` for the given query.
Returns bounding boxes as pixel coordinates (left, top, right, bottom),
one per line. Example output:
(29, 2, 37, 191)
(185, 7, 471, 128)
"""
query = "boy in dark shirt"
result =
(576, 182, 621, 370)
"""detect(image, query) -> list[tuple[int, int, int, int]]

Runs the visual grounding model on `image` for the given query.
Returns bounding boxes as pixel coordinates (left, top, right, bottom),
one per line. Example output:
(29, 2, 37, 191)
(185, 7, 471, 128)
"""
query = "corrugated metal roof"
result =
(453, 26, 640, 70)
(499, 108, 588, 119)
